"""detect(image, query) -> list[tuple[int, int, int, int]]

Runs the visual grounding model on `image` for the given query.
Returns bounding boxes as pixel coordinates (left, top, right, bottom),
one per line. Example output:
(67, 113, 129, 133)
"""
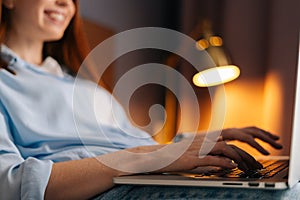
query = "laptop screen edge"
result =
(288, 32, 300, 188)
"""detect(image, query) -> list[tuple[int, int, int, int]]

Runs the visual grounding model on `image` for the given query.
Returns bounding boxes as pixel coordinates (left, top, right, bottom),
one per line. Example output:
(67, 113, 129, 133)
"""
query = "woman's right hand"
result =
(155, 134, 251, 173)
(158, 127, 282, 173)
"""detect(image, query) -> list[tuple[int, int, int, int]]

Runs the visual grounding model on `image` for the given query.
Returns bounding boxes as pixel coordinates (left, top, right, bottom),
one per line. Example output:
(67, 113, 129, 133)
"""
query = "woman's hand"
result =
(156, 127, 282, 173)
(220, 126, 283, 155)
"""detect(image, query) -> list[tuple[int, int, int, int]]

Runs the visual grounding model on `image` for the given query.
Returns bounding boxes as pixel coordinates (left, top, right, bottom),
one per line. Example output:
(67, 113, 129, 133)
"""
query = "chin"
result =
(45, 34, 65, 42)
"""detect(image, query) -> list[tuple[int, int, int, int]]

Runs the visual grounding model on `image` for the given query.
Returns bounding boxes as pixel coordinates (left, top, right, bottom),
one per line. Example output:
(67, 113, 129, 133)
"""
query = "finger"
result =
(197, 155, 238, 169)
(243, 127, 283, 149)
(223, 131, 271, 155)
(249, 127, 280, 140)
(222, 128, 282, 152)
(216, 129, 270, 155)
(229, 145, 263, 170)
(209, 141, 245, 169)
(245, 138, 270, 155)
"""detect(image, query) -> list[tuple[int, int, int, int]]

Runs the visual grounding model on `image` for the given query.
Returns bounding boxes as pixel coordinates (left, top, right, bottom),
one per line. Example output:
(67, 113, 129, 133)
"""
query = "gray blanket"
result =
(94, 183, 300, 200)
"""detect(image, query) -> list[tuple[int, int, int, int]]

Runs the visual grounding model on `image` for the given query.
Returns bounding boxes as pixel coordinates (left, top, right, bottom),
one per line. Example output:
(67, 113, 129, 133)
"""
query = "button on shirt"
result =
(0, 45, 157, 200)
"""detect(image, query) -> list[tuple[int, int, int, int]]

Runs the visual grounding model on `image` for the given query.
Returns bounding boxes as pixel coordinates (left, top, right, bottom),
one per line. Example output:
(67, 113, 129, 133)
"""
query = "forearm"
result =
(44, 157, 122, 200)
(44, 145, 164, 200)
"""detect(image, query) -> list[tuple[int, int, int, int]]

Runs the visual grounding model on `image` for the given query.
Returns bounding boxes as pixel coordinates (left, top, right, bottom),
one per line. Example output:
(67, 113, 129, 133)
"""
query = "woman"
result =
(0, 0, 282, 199)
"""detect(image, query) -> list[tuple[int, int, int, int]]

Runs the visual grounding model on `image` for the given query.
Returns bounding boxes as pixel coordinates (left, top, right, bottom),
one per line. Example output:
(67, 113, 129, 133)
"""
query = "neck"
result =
(4, 31, 44, 66)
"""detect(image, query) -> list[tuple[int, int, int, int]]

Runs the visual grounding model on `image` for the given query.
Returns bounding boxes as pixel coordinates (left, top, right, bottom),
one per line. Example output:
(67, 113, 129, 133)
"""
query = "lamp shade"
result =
(192, 21, 240, 87)
(193, 65, 240, 87)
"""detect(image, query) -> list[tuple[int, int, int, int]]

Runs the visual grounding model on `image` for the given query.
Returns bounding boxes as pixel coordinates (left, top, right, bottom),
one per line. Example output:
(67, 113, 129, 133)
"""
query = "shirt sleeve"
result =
(0, 103, 53, 200)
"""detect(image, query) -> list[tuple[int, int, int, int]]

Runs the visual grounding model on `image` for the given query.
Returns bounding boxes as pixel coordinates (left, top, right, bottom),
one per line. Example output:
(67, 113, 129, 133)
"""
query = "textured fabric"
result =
(94, 183, 300, 200)
(0, 45, 156, 199)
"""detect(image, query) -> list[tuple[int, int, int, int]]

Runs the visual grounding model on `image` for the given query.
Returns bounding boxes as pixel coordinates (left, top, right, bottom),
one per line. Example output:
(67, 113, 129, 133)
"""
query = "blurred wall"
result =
(80, 0, 300, 152)
(79, 1, 179, 135)
(80, 0, 170, 32)
(178, 0, 299, 156)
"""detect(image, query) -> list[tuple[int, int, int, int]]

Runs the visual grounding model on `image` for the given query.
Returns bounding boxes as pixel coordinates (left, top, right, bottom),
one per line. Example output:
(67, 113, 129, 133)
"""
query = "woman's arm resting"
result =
(44, 157, 122, 200)
(44, 143, 235, 200)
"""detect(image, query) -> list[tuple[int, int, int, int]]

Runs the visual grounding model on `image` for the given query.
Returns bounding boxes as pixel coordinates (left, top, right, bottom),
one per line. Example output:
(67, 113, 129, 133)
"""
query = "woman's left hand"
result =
(219, 126, 283, 155)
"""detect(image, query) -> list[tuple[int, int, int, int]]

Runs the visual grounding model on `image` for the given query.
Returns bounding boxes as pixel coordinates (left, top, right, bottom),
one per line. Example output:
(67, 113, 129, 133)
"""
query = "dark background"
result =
(80, 0, 300, 155)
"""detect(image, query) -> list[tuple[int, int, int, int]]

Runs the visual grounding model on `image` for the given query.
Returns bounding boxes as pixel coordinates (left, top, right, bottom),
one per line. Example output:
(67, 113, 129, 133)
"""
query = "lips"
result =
(44, 10, 66, 23)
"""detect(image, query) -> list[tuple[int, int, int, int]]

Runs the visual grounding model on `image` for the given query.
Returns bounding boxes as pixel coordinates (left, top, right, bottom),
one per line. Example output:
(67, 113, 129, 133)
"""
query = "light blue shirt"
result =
(0, 46, 157, 200)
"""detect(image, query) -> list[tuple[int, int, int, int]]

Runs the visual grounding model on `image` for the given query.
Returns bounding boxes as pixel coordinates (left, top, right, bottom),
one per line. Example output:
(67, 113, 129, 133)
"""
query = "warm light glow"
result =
(211, 75, 286, 157)
(193, 65, 240, 87)
(212, 78, 266, 157)
(196, 39, 209, 50)
(209, 36, 223, 46)
(261, 72, 285, 155)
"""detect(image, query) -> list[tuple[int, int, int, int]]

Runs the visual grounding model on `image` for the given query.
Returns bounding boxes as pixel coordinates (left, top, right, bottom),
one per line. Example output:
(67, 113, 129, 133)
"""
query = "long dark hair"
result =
(0, 0, 91, 76)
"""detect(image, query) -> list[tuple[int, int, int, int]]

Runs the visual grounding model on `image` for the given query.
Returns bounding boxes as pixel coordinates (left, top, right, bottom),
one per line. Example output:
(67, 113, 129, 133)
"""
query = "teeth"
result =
(48, 12, 65, 22)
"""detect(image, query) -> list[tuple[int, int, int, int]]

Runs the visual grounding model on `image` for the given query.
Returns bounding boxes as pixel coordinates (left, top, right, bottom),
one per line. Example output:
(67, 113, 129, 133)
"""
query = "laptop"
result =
(113, 38, 300, 190)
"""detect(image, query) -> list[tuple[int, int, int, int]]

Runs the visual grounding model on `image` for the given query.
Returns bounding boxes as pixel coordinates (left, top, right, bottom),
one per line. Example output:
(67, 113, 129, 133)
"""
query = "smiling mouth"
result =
(45, 11, 66, 22)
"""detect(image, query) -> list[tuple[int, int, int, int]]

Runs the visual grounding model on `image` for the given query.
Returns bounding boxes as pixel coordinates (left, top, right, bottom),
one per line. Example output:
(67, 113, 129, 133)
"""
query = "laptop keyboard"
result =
(193, 159, 289, 179)
(222, 159, 289, 179)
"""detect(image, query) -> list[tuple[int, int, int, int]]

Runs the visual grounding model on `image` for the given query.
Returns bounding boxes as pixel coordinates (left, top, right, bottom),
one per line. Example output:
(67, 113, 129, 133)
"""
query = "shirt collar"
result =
(1, 44, 65, 78)
(0, 44, 18, 65)
(40, 56, 64, 78)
